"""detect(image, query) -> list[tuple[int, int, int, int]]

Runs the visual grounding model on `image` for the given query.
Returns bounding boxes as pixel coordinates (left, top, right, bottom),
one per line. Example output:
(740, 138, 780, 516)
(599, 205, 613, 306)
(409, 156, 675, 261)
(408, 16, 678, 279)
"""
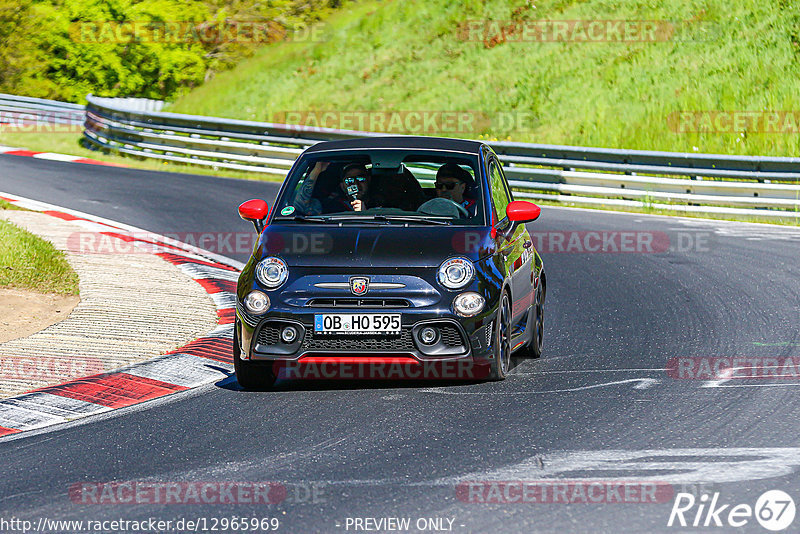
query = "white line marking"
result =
(701, 365, 800, 388)
(70, 219, 123, 232)
(701, 366, 745, 388)
(512, 368, 668, 375)
(32, 152, 81, 162)
(255, 447, 800, 488)
(420, 378, 660, 395)
(434, 448, 800, 485)
(703, 383, 800, 389)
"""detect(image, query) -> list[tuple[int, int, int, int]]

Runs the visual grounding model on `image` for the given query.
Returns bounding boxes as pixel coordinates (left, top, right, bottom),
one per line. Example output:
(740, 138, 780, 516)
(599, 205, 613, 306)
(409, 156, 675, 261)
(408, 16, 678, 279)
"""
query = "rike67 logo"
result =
(668, 490, 796, 531)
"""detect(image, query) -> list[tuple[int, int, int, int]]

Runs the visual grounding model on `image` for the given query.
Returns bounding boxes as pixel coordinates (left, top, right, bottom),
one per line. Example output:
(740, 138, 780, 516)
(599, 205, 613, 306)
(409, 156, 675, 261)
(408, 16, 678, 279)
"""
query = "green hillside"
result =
(0, 0, 348, 102)
(169, 0, 800, 156)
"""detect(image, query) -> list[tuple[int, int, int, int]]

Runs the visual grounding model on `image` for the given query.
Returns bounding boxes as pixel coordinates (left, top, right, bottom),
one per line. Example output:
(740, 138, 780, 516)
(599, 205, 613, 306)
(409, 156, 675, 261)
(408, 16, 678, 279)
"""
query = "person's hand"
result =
(310, 161, 330, 178)
(351, 199, 363, 211)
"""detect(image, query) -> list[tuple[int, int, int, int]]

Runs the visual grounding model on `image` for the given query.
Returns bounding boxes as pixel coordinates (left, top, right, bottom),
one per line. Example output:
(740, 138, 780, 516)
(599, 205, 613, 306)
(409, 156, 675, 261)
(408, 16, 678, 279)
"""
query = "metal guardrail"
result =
(0, 94, 85, 127)
(82, 94, 376, 174)
(5, 93, 800, 219)
(91, 96, 165, 113)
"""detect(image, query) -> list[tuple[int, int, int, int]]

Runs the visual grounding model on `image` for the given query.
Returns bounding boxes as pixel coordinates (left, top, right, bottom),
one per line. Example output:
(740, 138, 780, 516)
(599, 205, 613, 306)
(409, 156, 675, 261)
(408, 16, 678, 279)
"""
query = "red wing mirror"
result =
(506, 201, 541, 223)
(238, 199, 269, 233)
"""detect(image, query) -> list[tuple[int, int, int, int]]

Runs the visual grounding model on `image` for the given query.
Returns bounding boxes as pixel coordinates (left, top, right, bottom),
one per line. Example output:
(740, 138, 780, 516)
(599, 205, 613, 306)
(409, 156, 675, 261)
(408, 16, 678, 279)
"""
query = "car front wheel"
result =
(489, 293, 512, 380)
(519, 281, 544, 359)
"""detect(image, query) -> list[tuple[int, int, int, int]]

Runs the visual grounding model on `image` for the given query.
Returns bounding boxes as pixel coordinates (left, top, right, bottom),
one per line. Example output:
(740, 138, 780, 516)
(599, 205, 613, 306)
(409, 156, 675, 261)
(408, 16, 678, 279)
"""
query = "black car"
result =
(234, 136, 545, 388)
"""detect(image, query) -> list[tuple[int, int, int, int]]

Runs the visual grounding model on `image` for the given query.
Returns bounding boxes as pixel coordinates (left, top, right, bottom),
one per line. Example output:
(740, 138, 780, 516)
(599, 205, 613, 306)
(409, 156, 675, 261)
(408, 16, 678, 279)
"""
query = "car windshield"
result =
(273, 150, 485, 226)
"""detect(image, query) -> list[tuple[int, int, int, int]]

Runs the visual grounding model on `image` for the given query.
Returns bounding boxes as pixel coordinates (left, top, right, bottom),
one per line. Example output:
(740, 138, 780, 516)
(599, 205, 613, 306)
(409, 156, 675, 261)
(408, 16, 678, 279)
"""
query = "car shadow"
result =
(217, 377, 487, 392)
(214, 356, 530, 392)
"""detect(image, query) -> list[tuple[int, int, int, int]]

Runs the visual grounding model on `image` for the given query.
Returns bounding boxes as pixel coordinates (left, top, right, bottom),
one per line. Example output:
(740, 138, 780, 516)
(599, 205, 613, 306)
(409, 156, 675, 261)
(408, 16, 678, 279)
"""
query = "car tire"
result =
(233, 320, 277, 390)
(519, 281, 544, 359)
(489, 292, 512, 381)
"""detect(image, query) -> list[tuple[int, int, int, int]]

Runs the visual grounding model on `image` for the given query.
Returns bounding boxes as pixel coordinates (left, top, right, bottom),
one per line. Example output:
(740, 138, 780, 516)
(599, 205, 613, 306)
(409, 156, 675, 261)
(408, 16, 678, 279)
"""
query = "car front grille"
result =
(301, 329, 416, 352)
(306, 298, 411, 308)
(440, 325, 463, 348)
(255, 322, 467, 356)
(256, 324, 282, 346)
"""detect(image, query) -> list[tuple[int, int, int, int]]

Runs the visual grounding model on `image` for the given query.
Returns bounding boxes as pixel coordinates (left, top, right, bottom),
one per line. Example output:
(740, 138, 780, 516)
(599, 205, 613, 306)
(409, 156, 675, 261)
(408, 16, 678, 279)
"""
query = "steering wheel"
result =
(444, 199, 469, 218)
(417, 197, 469, 218)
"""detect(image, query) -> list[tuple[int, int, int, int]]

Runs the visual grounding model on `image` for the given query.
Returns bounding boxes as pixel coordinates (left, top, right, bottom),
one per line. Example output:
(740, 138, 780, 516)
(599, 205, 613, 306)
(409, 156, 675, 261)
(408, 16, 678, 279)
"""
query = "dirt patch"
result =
(0, 288, 79, 343)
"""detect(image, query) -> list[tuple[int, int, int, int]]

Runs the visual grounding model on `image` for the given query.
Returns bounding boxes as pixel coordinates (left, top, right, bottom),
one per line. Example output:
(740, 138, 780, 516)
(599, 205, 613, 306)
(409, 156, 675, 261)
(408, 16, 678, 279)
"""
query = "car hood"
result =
(256, 224, 495, 267)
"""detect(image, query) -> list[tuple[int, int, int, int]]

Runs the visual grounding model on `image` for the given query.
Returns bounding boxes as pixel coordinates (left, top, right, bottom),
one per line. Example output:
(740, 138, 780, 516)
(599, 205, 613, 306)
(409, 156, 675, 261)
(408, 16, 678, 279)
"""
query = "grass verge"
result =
(0, 216, 79, 295)
(0, 199, 23, 211)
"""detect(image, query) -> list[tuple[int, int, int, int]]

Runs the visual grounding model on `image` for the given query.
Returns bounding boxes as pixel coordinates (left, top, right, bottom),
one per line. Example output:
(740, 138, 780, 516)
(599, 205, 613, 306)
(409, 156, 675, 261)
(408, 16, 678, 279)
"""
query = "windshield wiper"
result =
(320, 214, 452, 225)
(374, 215, 452, 225)
(277, 215, 333, 223)
(279, 215, 390, 225)
(277, 214, 451, 225)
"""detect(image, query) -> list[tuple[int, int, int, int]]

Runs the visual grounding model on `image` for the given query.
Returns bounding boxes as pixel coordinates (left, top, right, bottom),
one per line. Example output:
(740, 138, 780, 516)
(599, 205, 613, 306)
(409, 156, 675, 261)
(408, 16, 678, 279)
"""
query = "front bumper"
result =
(237, 304, 495, 362)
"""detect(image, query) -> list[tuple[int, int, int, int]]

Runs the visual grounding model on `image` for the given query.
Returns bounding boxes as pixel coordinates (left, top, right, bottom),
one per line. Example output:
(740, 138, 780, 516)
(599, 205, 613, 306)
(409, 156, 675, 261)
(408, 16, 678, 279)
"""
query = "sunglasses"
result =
(435, 181, 461, 190)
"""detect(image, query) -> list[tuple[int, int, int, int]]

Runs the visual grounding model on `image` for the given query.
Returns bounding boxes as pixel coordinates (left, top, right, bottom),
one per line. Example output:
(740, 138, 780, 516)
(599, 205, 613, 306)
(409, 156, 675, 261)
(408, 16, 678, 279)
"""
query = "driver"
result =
(435, 163, 477, 217)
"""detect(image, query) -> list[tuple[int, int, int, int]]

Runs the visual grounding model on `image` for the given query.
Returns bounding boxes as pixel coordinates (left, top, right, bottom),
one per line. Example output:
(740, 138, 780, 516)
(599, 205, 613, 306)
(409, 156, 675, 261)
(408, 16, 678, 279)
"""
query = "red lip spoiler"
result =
(297, 356, 420, 365)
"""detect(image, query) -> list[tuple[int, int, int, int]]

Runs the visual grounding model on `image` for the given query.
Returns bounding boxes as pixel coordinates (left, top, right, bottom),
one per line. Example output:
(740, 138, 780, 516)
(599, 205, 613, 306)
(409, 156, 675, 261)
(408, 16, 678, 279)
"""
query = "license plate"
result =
(314, 314, 401, 334)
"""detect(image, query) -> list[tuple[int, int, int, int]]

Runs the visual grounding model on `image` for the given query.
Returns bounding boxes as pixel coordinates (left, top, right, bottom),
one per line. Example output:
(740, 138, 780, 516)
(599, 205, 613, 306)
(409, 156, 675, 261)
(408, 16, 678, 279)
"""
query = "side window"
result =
(489, 159, 511, 221)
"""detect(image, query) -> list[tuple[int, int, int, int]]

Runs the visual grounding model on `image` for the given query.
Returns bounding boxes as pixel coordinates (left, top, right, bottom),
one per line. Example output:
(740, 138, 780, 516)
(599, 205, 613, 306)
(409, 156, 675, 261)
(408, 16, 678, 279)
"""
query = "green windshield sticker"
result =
(281, 206, 296, 216)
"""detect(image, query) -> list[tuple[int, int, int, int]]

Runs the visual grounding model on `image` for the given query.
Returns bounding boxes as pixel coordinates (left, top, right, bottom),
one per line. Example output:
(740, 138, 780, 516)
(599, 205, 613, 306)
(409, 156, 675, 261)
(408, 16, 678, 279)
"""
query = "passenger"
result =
(294, 162, 373, 214)
(435, 162, 477, 217)
(336, 163, 372, 212)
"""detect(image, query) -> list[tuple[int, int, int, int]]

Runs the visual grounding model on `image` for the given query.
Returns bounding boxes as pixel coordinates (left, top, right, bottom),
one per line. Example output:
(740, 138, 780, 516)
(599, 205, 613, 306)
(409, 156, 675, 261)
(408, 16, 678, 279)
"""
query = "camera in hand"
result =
(343, 176, 360, 200)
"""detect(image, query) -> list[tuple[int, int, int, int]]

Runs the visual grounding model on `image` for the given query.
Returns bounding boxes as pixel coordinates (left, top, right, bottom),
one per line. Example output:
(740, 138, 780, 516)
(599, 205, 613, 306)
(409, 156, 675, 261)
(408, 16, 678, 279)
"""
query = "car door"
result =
(487, 156, 530, 324)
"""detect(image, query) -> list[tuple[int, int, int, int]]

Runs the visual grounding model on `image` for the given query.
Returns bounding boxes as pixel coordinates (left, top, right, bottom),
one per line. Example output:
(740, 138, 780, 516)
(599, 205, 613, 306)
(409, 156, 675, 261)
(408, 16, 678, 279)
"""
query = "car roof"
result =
(303, 136, 485, 155)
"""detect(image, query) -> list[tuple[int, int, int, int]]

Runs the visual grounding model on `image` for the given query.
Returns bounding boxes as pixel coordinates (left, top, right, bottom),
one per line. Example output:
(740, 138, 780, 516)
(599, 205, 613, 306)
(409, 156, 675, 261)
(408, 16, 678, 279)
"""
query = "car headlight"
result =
(437, 257, 474, 290)
(244, 290, 270, 314)
(453, 292, 485, 317)
(256, 257, 289, 289)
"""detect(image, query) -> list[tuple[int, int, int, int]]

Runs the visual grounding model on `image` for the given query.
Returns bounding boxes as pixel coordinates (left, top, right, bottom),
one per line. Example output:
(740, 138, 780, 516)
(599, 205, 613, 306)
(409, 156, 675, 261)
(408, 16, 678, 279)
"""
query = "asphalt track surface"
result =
(1, 154, 800, 533)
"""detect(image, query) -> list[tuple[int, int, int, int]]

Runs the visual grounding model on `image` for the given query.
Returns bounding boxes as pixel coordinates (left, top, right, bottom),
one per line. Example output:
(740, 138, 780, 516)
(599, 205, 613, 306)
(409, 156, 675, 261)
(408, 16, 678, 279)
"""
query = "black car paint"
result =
(236, 137, 543, 371)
